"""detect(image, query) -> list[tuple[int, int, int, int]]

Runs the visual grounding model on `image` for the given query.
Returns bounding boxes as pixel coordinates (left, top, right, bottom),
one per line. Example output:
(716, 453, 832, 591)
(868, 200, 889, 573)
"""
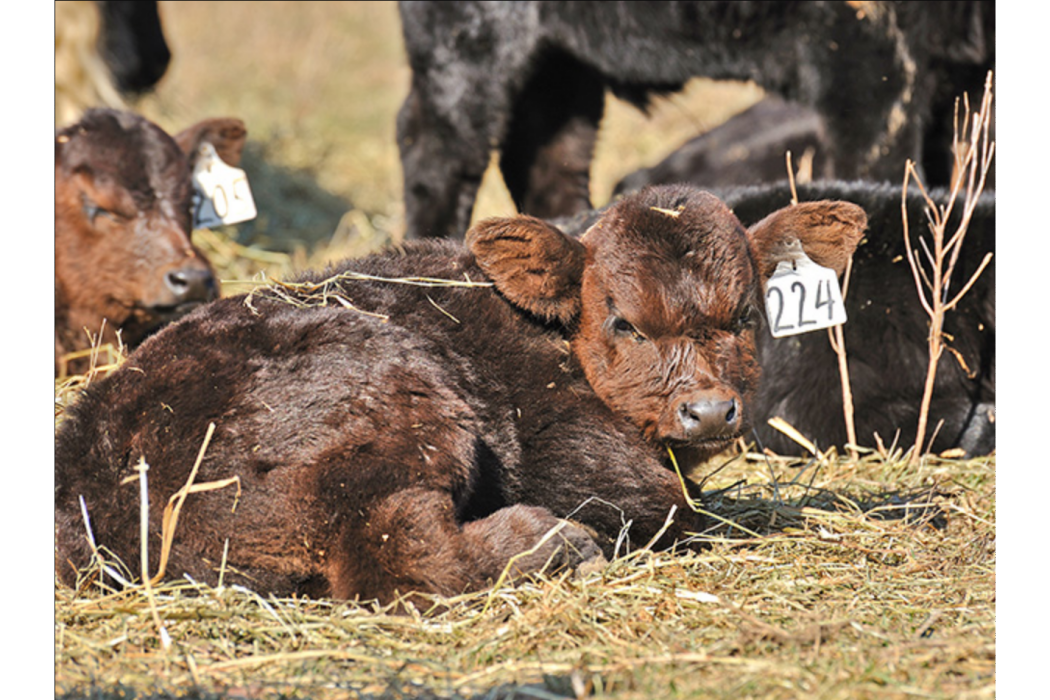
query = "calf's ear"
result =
(467, 215, 586, 325)
(175, 118, 248, 168)
(746, 201, 867, 280)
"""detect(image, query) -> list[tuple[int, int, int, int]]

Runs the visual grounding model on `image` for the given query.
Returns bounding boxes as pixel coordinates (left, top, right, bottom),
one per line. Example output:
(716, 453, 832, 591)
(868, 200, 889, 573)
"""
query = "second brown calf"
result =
(55, 185, 865, 605)
(54, 108, 246, 375)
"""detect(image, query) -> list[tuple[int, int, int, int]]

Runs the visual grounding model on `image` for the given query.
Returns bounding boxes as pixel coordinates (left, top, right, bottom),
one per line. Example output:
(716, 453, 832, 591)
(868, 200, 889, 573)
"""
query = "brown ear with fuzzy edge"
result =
(467, 215, 587, 325)
(747, 200, 868, 280)
(174, 118, 248, 168)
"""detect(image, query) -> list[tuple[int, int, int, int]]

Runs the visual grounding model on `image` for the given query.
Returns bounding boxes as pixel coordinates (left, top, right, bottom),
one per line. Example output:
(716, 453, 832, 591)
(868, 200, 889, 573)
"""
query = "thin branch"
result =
(904, 70, 994, 464)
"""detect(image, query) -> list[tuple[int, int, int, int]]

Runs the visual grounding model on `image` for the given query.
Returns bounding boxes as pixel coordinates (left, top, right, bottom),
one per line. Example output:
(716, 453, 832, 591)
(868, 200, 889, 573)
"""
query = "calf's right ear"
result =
(175, 118, 248, 169)
(746, 201, 868, 280)
(467, 215, 586, 325)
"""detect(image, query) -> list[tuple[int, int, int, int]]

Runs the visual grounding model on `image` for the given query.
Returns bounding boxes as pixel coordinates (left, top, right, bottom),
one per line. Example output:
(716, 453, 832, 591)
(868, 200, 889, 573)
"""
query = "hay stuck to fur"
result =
(56, 445, 994, 700)
(235, 267, 494, 324)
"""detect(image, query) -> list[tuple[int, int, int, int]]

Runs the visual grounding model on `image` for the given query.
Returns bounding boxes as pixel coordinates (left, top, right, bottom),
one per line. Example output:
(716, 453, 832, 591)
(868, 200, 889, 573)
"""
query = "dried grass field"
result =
(52, 2, 1006, 698)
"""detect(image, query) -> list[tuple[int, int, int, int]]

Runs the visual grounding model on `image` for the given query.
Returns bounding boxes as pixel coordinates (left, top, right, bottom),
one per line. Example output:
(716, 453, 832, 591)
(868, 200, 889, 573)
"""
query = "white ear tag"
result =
(192, 142, 257, 229)
(764, 252, 847, 338)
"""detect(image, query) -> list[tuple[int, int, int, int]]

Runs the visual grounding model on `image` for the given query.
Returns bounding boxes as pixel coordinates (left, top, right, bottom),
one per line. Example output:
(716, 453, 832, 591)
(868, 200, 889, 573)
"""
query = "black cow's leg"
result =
(397, 87, 491, 240)
(500, 51, 605, 220)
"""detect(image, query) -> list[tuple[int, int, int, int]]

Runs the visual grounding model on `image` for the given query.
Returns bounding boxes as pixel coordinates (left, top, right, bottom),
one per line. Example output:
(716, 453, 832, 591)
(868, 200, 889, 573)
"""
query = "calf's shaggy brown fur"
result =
(55, 185, 865, 604)
(55, 108, 246, 375)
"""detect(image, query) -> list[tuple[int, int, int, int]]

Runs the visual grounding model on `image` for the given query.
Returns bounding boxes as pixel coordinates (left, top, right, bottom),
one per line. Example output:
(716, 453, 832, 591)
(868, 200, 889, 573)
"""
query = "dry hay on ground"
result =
(55, 436, 994, 700)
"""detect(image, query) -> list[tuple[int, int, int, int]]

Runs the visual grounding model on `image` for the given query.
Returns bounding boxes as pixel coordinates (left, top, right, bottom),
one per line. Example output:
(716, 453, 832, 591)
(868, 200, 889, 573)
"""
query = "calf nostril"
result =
(677, 397, 740, 439)
(165, 268, 217, 304)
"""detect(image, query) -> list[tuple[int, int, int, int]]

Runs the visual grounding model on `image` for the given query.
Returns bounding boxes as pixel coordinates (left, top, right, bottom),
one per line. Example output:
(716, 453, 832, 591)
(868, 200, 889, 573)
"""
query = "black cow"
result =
(723, 180, 993, 456)
(94, 1, 171, 97)
(397, 1, 994, 239)
(613, 95, 828, 196)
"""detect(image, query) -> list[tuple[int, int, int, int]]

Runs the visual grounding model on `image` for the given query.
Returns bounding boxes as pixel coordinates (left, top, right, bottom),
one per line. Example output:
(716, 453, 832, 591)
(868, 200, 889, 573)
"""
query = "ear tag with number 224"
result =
(764, 252, 847, 338)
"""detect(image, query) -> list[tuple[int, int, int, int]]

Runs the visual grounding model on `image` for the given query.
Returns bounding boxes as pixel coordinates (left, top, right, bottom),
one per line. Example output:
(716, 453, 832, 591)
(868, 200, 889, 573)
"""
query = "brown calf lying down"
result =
(55, 185, 865, 604)
(55, 108, 246, 375)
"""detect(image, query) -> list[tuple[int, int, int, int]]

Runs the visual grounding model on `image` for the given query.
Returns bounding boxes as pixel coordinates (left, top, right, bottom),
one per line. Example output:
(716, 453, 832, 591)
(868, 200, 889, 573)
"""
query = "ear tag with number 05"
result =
(192, 142, 257, 229)
(764, 253, 847, 338)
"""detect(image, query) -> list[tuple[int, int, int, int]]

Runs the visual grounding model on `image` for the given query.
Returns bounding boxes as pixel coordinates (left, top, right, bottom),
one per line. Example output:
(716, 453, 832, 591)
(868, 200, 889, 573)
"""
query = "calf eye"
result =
(81, 195, 121, 224)
(82, 198, 104, 222)
(611, 316, 645, 342)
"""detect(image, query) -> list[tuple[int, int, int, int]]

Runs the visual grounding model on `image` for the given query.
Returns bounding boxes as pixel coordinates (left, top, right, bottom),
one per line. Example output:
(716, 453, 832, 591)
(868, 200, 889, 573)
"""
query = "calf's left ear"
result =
(467, 215, 586, 325)
(746, 201, 867, 280)
(175, 118, 248, 169)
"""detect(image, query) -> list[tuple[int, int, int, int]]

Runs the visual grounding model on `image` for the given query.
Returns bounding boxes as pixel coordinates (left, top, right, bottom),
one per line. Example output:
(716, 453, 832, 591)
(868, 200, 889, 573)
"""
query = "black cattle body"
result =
(396, 0, 994, 239)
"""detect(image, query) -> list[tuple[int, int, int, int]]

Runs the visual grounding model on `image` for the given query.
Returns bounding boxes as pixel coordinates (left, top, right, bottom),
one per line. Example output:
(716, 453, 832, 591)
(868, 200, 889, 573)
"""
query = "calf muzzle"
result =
(676, 394, 741, 442)
(164, 266, 217, 308)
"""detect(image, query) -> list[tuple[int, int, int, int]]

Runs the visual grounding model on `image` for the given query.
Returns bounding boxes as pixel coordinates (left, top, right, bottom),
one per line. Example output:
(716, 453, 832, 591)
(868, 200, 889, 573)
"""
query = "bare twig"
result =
(787, 150, 857, 458)
(827, 256, 858, 459)
(903, 71, 994, 464)
(786, 150, 799, 206)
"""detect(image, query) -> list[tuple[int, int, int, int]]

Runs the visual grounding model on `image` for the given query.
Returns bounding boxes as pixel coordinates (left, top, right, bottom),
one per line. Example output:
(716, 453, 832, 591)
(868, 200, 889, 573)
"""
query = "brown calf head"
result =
(54, 109, 245, 371)
(469, 185, 866, 457)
